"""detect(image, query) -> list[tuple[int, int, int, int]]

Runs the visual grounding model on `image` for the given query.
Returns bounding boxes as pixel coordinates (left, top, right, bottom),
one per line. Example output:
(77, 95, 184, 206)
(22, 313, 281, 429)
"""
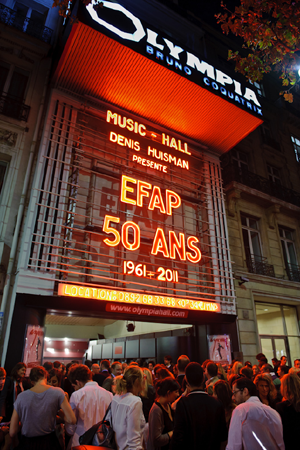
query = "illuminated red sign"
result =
(102, 174, 201, 265)
(58, 284, 220, 313)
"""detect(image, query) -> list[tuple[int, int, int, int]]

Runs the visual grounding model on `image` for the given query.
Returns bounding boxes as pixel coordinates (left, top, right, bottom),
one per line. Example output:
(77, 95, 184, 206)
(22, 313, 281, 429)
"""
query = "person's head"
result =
(143, 368, 153, 387)
(232, 377, 257, 405)
(278, 365, 289, 379)
(280, 355, 288, 366)
(29, 366, 47, 384)
(256, 353, 266, 362)
(0, 368, 6, 391)
(164, 356, 172, 367)
(100, 359, 110, 371)
(294, 359, 300, 369)
(122, 363, 127, 373)
(254, 374, 276, 401)
(206, 362, 218, 378)
(244, 361, 252, 368)
(177, 355, 190, 374)
(11, 362, 26, 381)
(43, 361, 53, 372)
(68, 364, 92, 390)
(261, 364, 273, 374)
(155, 377, 180, 403)
(84, 360, 93, 369)
(148, 361, 155, 371)
(228, 374, 240, 389)
(272, 357, 280, 367)
(240, 366, 253, 380)
(115, 366, 143, 395)
(202, 359, 213, 370)
(111, 361, 122, 377)
(213, 380, 234, 411)
(153, 364, 164, 377)
(173, 364, 178, 378)
(53, 361, 62, 371)
(156, 367, 174, 380)
(280, 373, 300, 412)
(252, 365, 259, 376)
(185, 362, 204, 389)
(91, 364, 100, 375)
(48, 368, 63, 387)
(231, 361, 243, 375)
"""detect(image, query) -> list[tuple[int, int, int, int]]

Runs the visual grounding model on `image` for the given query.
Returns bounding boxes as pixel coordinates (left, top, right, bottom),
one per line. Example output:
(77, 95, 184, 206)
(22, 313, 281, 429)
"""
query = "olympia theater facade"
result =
(2, 0, 264, 369)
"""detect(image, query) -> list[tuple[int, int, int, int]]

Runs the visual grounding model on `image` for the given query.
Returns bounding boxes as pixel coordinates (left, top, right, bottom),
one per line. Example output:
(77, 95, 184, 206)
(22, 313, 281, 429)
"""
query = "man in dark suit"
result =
(93, 360, 111, 387)
(102, 361, 122, 393)
(171, 362, 227, 450)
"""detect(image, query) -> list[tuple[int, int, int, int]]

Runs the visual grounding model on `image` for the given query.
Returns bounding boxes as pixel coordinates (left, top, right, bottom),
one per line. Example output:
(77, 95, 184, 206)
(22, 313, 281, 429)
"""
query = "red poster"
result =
(23, 325, 44, 376)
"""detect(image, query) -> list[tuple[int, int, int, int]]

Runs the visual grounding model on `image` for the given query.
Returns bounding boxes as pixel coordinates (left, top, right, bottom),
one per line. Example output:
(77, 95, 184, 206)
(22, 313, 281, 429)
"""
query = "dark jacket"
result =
(170, 390, 227, 450)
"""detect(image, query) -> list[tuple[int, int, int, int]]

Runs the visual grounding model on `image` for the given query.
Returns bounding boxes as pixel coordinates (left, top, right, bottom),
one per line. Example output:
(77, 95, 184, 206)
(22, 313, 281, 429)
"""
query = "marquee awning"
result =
(53, 21, 263, 154)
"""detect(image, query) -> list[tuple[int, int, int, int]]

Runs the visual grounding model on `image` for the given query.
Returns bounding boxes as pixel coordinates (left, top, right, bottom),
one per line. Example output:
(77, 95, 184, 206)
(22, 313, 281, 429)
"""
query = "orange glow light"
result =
(58, 283, 221, 312)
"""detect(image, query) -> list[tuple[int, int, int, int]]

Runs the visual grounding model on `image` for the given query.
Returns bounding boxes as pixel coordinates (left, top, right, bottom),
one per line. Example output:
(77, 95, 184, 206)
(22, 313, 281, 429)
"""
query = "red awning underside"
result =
(54, 23, 263, 154)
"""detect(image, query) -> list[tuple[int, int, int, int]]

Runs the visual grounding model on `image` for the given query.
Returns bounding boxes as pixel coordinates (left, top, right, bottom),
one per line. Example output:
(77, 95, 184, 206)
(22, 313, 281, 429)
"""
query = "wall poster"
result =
(22, 325, 44, 375)
(208, 334, 231, 365)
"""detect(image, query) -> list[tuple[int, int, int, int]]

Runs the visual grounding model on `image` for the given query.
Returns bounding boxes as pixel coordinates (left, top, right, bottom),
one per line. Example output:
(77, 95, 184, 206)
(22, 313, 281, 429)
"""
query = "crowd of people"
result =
(0, 353, 299, 449)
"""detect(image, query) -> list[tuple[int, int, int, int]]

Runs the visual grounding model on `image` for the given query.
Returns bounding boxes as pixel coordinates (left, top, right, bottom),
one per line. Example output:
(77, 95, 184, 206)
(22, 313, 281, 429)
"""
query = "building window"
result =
(279, 227, 300, 282)
(0, 63, 30, 121)
(267, 165, 281, 185)
(241, 214, 275, 276)
(231, 149, 248, 171)
(0, 161, 8, 198)
(250, 80, 265, 97)
(291, 136, 300, 162)
(256, 302, 300, 365)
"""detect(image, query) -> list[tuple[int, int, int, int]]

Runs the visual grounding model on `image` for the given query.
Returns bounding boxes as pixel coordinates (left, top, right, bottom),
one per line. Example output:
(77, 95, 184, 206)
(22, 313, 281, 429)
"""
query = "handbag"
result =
(79, 403, 116, 449)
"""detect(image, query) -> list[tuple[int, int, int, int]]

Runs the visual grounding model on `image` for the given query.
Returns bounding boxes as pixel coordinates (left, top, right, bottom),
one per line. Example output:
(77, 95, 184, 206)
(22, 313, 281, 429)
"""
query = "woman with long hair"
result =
(254, 374, 277, 408)
(140, 368, 156, 422)
(9, 366, 76, 450)
(276, 373, 300, 450)
(109, 366, 146, 450)
(231, 361, 243, 376)
(147, 377, 180, 450)
(213, 380, 236, 427)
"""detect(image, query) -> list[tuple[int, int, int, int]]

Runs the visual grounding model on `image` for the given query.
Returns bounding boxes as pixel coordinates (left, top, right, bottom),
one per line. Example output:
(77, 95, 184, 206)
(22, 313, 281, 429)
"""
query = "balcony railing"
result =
(286, 263, 300, 282)
(246, 255, 275, 277)
(222, 166, 300, 208)
(0, 92, 30, 121)
(0, 4, 53, 44)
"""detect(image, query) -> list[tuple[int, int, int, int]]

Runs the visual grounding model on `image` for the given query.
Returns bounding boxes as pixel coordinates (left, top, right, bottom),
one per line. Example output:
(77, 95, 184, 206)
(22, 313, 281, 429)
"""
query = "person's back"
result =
(66, 364, 113, 448)
(14, 387, 65, 437)
(171, 363, 227, 450)
(172, 391, 227, 450)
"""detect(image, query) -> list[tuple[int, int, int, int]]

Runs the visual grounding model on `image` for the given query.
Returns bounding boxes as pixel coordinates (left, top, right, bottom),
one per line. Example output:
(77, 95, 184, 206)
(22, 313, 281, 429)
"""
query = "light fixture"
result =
(64, 338, 69, 342)
(65, 348, 70, 354)
(45, 337, 51, 342)
(46, 348, 55, 353)
(126, 322, 135, 332)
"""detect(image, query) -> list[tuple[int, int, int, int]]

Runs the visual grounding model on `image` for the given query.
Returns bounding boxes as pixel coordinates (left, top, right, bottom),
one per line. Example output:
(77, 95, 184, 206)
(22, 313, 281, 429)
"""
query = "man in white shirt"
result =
(65, 364, 113, 448)
(227, 377, 284, 450)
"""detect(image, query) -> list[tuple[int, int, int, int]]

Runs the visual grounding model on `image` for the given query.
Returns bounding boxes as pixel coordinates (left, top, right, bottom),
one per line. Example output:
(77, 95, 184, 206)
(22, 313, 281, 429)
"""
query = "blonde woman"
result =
(231, 361, 243, 376)
(254, 373, 277, 408)
(140, 368, 156, 422)
(109, 366, 145, 450)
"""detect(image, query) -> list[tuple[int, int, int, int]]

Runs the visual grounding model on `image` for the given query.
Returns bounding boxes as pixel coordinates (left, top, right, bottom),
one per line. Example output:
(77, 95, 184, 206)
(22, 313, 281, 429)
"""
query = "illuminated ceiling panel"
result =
(54, 23, 263, 154)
